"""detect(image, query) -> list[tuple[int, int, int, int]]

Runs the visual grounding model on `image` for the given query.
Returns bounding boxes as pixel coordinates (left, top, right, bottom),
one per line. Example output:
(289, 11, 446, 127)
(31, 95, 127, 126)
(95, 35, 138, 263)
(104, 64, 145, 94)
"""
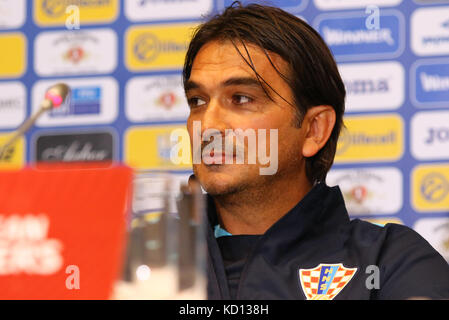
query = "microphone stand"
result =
(0, 83, 70, 160)
(0, 100, 53, 160)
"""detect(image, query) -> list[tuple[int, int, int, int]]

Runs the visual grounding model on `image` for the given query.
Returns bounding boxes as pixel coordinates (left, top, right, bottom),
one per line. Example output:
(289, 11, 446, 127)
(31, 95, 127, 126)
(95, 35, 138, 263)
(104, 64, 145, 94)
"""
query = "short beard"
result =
(194, 166, 276, 207)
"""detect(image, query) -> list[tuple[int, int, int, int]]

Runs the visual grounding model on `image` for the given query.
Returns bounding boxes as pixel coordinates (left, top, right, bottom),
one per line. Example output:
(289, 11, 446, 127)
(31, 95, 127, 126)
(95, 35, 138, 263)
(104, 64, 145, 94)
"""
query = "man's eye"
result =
(188, 97, 207, 108)
(232, 95, 253, 105)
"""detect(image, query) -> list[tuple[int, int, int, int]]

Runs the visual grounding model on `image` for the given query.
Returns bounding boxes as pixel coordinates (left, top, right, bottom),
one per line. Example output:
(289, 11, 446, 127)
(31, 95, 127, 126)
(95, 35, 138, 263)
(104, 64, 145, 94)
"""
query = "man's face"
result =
(185, 40, 308, 196)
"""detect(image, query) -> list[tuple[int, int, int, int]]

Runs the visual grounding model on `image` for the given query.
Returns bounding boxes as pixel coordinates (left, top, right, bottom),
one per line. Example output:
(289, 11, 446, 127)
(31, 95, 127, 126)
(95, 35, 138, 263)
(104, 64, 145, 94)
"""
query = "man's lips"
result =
(202, 151, 235, 165)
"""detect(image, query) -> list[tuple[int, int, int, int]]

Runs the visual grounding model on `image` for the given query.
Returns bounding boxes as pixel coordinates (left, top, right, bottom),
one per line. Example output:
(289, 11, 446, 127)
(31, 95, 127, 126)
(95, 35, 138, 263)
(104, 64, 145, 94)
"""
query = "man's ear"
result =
(302, 105, 336, 158)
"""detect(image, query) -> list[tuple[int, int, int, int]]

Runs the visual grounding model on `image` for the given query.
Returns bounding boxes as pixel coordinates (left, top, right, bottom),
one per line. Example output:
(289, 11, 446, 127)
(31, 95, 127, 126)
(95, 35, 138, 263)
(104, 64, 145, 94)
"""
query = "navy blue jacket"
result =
(206, 183, 449, 300)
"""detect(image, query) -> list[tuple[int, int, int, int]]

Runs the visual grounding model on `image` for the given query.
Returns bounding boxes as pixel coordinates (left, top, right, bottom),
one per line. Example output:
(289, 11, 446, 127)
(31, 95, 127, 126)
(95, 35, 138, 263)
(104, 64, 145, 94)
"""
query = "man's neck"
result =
(213, 176, 312, 235)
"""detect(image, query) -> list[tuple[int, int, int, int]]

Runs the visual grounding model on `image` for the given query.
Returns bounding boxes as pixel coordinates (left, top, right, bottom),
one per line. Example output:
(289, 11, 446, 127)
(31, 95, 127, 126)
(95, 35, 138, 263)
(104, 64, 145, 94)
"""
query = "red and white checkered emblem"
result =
(299, 263, 357, 300)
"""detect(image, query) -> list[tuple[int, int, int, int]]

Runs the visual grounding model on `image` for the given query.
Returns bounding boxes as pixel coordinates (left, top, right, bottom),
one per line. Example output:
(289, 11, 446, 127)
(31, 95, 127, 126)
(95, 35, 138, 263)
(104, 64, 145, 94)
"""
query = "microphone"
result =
(0, 83, 71, 159)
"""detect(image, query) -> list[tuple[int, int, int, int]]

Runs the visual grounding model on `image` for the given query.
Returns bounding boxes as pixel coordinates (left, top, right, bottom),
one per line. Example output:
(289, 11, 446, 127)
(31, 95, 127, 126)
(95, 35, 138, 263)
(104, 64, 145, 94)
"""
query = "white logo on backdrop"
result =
(125, 75, 189, 122)
(327, 167, 403, 215)
(34, 29, 117, 76)
(31, 77, 118, 127)
(339, 61, 404, 112)
(411, 6, 449, 56)
(0, 0, 25, 29)
(411, 111, 449, 160)
(0, 82, 26, 129)
(414, 218, 449, 261)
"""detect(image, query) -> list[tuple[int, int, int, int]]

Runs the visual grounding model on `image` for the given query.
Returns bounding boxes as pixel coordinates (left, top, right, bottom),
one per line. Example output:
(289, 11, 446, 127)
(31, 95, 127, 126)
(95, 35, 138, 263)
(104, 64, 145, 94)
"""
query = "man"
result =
(182, 3, 449, 299)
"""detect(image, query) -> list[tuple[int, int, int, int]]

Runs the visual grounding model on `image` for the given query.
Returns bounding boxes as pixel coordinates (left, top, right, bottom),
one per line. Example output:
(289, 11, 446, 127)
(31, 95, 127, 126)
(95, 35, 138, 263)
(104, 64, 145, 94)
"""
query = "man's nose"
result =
(201, 98, 228, 135)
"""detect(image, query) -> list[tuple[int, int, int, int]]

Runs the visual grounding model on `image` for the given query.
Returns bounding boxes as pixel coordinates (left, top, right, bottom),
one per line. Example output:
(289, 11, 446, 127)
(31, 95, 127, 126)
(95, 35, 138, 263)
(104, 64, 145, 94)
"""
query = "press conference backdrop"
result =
(0, 0, 448, 262)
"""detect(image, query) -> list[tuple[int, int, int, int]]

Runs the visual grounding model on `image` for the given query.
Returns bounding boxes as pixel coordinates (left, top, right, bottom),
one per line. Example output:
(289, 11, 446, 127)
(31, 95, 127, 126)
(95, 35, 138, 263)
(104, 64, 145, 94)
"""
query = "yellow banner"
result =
(125, 23, 196, 72)
(335, 114, 404, 163)
(412, 164, 449, 212)
(0, 134, 25, 170)
(124, 125, 192, 170)
(34, 0, 119, 26)
(0, 33, 26, 78)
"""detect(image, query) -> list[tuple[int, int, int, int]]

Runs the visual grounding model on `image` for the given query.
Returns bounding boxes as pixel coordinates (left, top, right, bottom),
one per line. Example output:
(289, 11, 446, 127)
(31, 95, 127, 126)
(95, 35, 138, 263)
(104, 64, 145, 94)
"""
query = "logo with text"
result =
(0, 134, 25, 170)
(125, 75, 189, 123)
(412, 60, 449, 107)
(411, 7, 449, 56)
(35, 0, 118, 26)
(126, 24, 195, 72)
(32, 77, 118, 127)
(35, 131, 115, 163)
(0, 214, 63, 275)
(299, 264, 357, 300)
(412, 164, 449, 212)
(411, 111, 449, 160)
(339, 61, 404, 112)
(315, 11, 404, 61)
(0, 82, 26, 130)
(335, 114, 404, 163)
(327, 167, 402, 215)
(34, 29, 117, 76)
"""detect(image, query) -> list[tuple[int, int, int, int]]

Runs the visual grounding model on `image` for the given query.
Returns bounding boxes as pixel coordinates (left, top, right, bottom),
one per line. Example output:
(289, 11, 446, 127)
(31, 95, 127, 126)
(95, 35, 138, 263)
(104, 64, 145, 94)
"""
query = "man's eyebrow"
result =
(184, 80, 200, 92)
(222, 77, 262, 88)
(184, 77, 263, 92)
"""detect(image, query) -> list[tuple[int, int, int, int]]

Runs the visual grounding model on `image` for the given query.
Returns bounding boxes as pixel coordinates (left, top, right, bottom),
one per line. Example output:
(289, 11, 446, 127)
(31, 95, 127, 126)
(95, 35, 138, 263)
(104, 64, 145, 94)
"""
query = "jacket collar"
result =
(206, 182, 351, 262)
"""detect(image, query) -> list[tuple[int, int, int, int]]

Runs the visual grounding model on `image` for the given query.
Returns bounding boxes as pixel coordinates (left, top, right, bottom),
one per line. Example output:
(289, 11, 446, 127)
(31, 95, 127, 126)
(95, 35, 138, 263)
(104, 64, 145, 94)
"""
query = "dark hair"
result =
(183, 2, 345, 183)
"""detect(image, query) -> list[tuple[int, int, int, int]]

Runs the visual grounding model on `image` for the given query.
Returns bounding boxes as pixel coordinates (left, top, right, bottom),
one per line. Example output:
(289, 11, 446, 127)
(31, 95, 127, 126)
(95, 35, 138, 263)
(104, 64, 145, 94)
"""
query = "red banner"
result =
(0, 164, 133, 299)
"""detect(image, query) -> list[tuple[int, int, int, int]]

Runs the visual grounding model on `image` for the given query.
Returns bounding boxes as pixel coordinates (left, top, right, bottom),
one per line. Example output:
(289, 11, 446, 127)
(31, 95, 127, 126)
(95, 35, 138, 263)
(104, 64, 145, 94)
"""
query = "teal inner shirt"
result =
(214, 224, 233, 238)
(213, 224, 261, 299)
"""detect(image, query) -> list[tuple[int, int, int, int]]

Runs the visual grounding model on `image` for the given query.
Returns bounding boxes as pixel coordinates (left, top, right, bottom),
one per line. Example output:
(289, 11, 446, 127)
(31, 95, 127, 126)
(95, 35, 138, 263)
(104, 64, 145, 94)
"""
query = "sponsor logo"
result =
(335, 114, 404, 163)
(0, 0, 26, 29)
(0, 33, 26, 78)
(34, 0, 119, 26)
(125, 75, 189, 122)
(339, 61, 404, 112)
(50, 86, 101, 117)
(299, 264, 357, 300)
(411, 111, 449, 160)
(327, 167, 403, 215)
(314, 11, 404, 61)
(0, 82, 26, 129)
(220, 0, 307, 13)
(411, 59, 449, 107)
(0, 214, 63, 275)
(0, 133, 25, 170)
(125, 23, 196, 72)
(31, 77, 118, 127)
(34, 29, 117, 76)
(411, 7, 449, 56)
(314, 0, 402, 10)
(126, 0, 212, 21)
(34, 131, 115, 163)
(124, 125, 192, 170)
(414, 218, 449, 261)
(412, 164, 449, 212)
